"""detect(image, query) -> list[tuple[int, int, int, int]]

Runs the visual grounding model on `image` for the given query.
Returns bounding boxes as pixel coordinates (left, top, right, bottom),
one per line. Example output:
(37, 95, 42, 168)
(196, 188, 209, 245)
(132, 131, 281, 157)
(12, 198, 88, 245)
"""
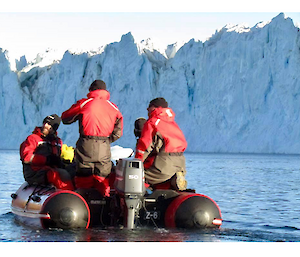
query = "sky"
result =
(1, 1, 300, 60)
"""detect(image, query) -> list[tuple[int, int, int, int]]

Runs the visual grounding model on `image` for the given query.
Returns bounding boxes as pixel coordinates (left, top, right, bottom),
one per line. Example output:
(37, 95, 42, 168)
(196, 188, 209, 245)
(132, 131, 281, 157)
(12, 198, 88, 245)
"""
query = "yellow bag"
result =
(60, 144, 74, 163)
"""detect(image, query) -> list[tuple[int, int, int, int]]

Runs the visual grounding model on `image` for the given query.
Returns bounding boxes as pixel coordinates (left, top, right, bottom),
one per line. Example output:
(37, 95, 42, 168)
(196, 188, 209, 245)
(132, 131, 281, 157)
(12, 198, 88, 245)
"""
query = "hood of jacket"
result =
(87, 89, 110, 100)
(149, 107, 175, 122)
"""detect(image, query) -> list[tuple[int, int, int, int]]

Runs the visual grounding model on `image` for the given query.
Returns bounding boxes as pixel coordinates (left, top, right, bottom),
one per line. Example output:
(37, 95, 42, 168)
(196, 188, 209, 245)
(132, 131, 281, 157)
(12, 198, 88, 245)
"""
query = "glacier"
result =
(1, 13, 300, 154)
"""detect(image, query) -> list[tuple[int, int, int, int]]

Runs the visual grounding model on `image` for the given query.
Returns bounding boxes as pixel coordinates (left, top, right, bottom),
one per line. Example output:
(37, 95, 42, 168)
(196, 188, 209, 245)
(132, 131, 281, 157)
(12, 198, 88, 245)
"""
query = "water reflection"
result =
(3, 217, 222, 242)
(49, 226, 222, 242)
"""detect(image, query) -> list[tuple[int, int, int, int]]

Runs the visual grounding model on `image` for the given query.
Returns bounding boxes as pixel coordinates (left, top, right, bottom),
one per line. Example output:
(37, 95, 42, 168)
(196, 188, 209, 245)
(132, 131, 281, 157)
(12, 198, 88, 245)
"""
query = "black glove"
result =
(46, 154, 62, 168)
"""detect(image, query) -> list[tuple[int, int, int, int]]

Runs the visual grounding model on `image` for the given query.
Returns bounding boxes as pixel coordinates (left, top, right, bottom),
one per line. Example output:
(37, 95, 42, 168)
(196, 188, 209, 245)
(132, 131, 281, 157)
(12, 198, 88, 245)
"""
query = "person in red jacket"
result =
(20, 114, 74, 190)
(61, 80, 123, 197)
(135, 97, 188, 190)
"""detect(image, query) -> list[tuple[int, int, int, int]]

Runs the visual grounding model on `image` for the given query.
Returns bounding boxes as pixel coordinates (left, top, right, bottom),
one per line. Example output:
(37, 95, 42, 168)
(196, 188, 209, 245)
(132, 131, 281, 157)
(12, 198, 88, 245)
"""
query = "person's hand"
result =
(46, 154, 62, 167)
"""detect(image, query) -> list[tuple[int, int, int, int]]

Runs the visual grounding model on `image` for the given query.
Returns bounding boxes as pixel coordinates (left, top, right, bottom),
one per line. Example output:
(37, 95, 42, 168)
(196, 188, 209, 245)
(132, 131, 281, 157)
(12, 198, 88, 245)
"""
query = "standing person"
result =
(135, 97, 188, 190)
(20, 114, 74, 190)
(61, 80, 123, 197)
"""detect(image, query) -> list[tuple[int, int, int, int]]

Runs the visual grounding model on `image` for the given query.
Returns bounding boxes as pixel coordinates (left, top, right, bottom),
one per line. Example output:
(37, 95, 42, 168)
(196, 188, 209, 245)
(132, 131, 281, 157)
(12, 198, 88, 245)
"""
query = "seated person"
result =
(20, 114, 74, 190)
(134, 98, 188, 191)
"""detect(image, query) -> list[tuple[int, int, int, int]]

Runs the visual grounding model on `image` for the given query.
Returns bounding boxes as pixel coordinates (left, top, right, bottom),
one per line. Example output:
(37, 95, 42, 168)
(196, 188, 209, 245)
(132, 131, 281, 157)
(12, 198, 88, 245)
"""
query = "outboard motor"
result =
(114, 158, 146, 229)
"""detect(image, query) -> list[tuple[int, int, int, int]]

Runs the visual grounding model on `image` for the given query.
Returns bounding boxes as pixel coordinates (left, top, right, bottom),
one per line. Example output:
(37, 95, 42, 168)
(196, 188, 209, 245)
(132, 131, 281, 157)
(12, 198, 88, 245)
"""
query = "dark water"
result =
(1, 150, 300, 243)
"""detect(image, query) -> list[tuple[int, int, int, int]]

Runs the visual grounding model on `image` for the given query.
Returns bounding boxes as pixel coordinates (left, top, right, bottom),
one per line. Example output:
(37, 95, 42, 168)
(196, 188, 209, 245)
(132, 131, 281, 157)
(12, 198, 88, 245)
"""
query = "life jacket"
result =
(20, 127, 62, 170)
(20, 127, 74, 190)
(61, 89, 123, 142)
(135, 107, 187, 167)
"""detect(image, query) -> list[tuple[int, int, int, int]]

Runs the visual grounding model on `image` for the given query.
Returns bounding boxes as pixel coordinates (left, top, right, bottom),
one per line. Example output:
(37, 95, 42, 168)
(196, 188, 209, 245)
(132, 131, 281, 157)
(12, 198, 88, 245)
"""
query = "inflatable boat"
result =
(11, 146, 222, 230)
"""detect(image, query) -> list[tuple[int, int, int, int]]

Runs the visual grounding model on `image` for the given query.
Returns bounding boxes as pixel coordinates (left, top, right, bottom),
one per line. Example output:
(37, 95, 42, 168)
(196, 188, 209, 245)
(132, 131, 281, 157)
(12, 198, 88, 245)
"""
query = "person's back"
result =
(135, 98, 187, 190)
(64, 89, 122, 139)
(81, 91, 115, 136)
(146, 107, 186, 153)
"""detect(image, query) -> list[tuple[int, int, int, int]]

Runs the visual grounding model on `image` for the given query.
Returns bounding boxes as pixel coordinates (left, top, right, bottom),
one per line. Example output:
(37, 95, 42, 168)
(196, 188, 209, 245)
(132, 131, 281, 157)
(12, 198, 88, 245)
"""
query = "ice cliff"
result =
(1, 13, 300, 154)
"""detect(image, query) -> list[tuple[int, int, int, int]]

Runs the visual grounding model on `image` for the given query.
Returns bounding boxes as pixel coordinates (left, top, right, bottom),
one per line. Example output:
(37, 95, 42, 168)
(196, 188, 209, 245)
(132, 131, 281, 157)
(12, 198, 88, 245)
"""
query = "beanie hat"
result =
(134, 117, 147, 138)
(89, 80, 106, 91)
(43, 114, 61, 131)
(149, 97, 168, 108)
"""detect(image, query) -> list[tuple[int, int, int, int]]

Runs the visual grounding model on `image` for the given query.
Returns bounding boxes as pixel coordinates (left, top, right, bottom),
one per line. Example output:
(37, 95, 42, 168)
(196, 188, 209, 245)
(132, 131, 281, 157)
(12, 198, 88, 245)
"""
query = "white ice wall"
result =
(1, 13, 300, 154)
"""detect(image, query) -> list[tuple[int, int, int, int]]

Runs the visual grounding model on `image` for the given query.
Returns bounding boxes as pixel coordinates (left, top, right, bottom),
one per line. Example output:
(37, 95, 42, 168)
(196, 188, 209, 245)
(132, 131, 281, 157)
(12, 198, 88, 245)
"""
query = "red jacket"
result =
(135, 107, 187, 167)
(61, 89, 123, 142)
(20, 127, 62, 171)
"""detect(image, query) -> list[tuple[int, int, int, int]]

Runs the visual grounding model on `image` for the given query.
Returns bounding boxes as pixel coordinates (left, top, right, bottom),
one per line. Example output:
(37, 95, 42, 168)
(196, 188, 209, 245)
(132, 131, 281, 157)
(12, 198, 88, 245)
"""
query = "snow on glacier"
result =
(0, 13, 300, 154)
